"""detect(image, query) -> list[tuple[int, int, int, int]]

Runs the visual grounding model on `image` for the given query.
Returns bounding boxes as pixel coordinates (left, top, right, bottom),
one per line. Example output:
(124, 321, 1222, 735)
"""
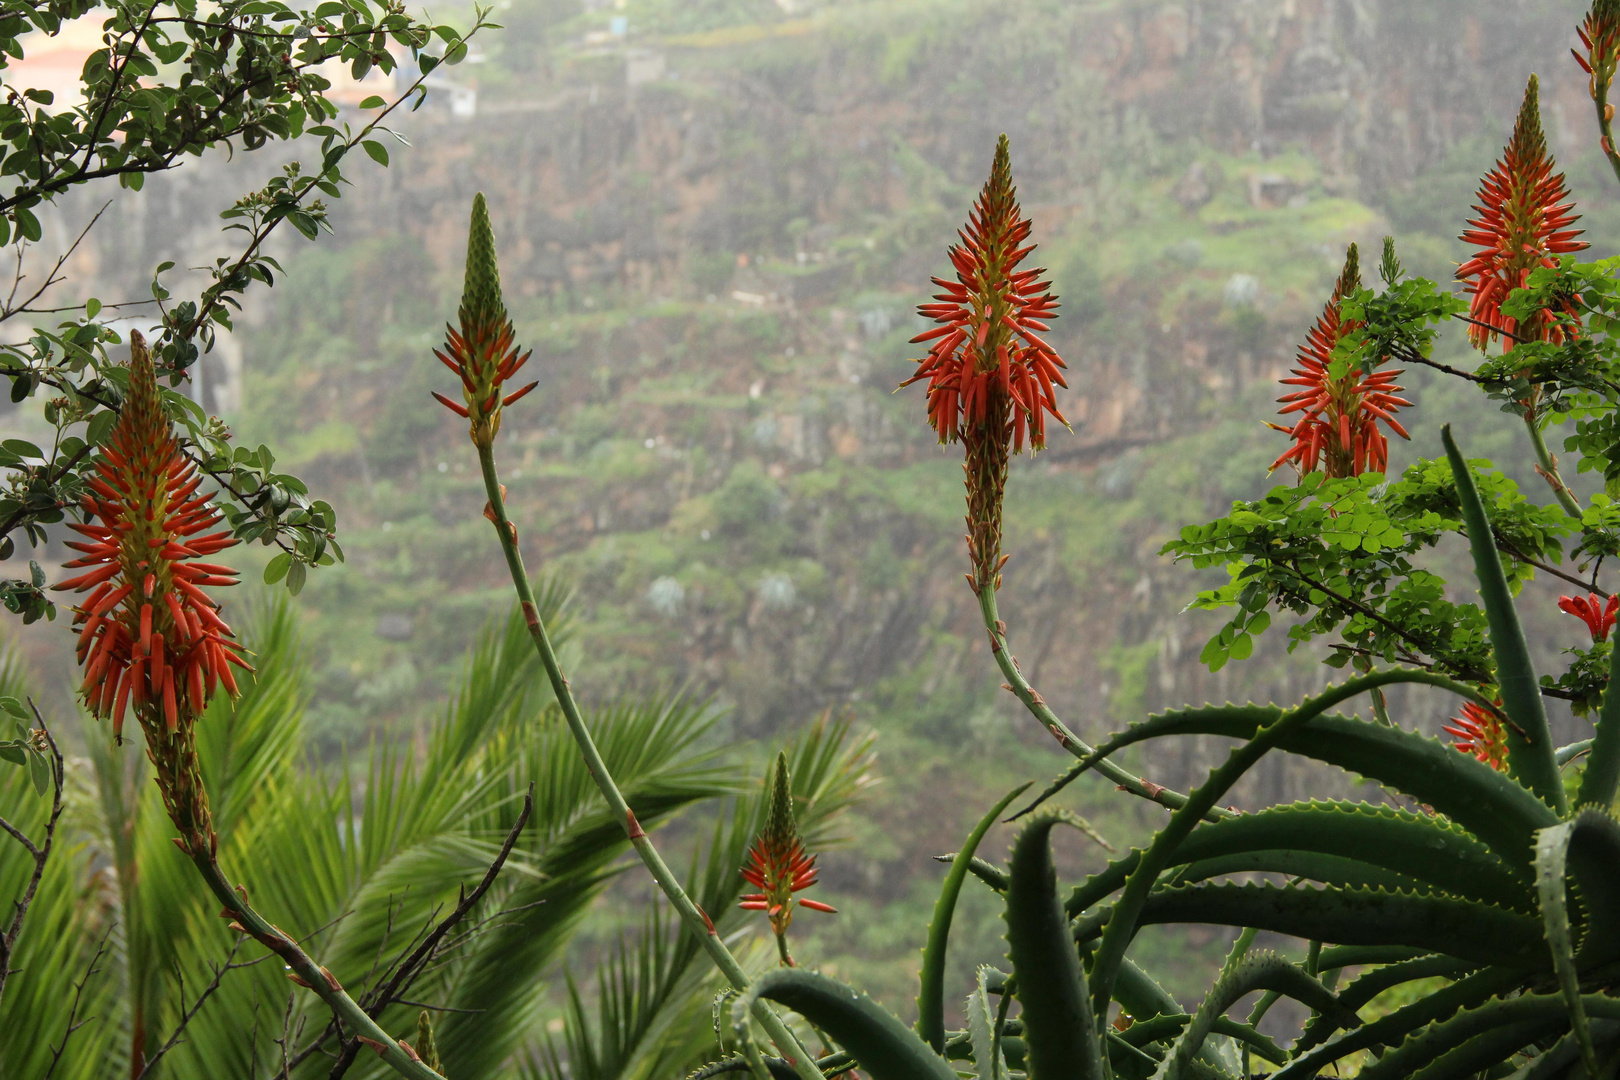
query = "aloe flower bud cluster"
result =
(1457, 75, 1587, 352)
(739, 753, 834, 967)
(901, 135, 1066, 593)
(1267, 244, 1412, 478)
(432, 193, 537, 447)
(55, 331, 248, 855)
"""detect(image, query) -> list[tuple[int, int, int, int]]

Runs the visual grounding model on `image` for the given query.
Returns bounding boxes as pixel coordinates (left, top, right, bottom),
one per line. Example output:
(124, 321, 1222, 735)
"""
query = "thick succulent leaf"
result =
(1443, 425, 1564, 812)
(1005, 813, 1104, 1080)
(1175, 851, 1425, 892)
(1295, 955, 1473, 1053)
(1076, 882, 1542, 964)
(1503, 1020, 1620, 1080)
(1155, 954, 1352, 1080)
(1554, 809, 1620, 965)
(1315, 944, 1430, 971)
(1166, 801, 1530, 909)
(1270, 968, 1530, 1079)
(736, 969, 959, 1080)
(1063, 709, 1556, 873)
(1350, 992, 1620, 1080)
(917, 783, 1030, 1052)
(1116, 1014, 1284, 1066)
(1113, 959, 1238, 1076)
(1536, 821, 1598, 1076)
(965, 966, 1007, 1080)
(1579, 625, 1620, 807)
(1086, 669, 1494, 1020)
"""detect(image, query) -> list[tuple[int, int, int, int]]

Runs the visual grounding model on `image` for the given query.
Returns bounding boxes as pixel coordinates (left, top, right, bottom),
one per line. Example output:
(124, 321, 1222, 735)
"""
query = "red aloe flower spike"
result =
(1442, 699, 1510, 772)
(54, 331, 247, 852)
(738, 752, 834, 966)
(899, 136, 1067, 593)
(1457, 75, 1588, 354)
(1558, 591, 1618, 642)
(1267, 244, 1412, 479)
(434, 194, 537, 446)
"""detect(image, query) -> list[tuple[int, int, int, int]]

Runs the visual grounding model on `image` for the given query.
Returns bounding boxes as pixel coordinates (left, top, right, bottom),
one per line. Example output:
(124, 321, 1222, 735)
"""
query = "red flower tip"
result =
(1268, 244, 1411, 479)
(1442, 700, 1509, 772)
(1559, 592, 1618, 642)
(900, 134, 1066, 454)
(436, 195, 530, 445)
(1456, 75, 1588, 354)
(738, 753, 832, 960)
(60, 331, 246, 741)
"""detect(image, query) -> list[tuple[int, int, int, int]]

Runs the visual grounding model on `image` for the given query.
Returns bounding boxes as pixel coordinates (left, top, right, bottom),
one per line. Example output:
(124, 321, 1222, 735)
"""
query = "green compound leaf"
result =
(917, 782, 1029, 1052)
(1004, 813, 1104, 1080)
(1442, 425, 1564, 812)
(734, 969, 958, 1080)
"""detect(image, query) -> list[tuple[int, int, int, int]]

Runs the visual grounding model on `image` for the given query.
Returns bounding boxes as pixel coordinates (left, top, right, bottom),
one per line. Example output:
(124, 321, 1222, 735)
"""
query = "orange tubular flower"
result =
(739, 753, 834, 967)
(1574, 0, 1620, 127)
(1268, 244, 1412, 478)
(1443, 701, 1509, 772)
(54, 332, 248, 854)
(1456, 75, 1587, 353)
(1559, 592, 1618, 642)
(900, 135, 1066, 592)
(432, 193, 536, 447)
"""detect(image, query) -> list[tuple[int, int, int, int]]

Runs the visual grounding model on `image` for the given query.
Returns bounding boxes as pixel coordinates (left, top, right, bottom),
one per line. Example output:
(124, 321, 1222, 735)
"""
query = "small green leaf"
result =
(361, 139, 388, 165)
(263, 551, 291, 585)
(85, 297, 101, 320)
(0, 743, 25, 766)
(27, 749, 47, 795)
(0, 697, 30, 720)
(285, 560, 307, 595)
(1, 439, 42, 459)
(358, 95, 386, 109)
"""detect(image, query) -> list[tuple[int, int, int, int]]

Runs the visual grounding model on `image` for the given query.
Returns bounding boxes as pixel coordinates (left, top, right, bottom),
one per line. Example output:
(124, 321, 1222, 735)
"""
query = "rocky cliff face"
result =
(14, 0, 1609, 804)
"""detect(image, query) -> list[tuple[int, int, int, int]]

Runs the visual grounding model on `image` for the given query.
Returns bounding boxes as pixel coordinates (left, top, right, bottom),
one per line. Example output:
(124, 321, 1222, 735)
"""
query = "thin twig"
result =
(0, 702, 65, 1009)
(42, 923, 113, 1080)
(133, 935, 264, 1079)
(325, 786, 535, 1079)
(0, 203, 113, 325)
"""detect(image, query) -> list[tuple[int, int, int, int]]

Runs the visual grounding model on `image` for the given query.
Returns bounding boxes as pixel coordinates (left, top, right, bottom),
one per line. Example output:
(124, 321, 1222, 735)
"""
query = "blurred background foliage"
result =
(7, 0, 1620, 1062)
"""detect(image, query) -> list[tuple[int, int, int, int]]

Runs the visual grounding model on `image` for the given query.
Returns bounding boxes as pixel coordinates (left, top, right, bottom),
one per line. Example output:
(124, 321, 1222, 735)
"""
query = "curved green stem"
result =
(189, 853, 445, 1080)
(976, 587, 1227, 821)
(475, 442, 821, 1080)
(1524, 411, 1582, 518)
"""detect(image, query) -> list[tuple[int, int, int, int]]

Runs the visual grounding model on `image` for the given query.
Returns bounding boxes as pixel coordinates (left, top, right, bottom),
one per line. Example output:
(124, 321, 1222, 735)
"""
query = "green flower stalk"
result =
(446, 197, 826, 1080)
(432, 193, 537, 447)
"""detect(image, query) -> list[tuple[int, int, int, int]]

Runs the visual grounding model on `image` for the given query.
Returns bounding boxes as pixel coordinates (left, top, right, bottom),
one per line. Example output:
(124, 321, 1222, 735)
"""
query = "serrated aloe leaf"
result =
(1349, 992, 1620, 1080)
(918, 783, 1030, 1052)
(1005, 813, 1104, 1080)
(965, 966, 1006, 1080)
(1076, 882, 1542, 964)
(1163, 801, 1530, 910)
(1269, 968, 1536, 1080)
(1503, 1020, 1620, 1080)
(1315, 944, 1430, 971)
(1063, 707, 1556, 873)
(1174, 850, 1426, 893)
(1580, 629, 1620, 807)
(1536, 821, 1598, 1077)
(1115, 1014, 1285, 1066)
(1086, 670, 1487, 1021)
(1295, 955, 1472, 1054)
(1442, 425, 1564, 812)
(733, 969, 958, 1080)
(1113, 958, 1237, 1076)
(1156, 954, 1354, 1080)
